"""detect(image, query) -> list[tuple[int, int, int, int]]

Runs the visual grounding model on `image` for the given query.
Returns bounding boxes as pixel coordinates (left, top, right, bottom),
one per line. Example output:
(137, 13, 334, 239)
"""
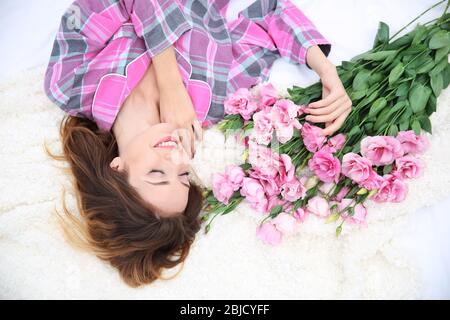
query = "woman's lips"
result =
(153, 136, 179, 149)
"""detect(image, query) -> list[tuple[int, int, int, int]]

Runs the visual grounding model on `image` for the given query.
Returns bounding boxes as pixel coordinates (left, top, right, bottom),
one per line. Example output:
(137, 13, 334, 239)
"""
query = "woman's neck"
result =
(112, 90, 160, 154)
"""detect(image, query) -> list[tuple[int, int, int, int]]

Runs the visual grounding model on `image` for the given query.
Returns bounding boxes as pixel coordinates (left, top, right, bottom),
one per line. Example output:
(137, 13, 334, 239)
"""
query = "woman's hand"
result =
(305, 66, 352, 136)
(304, 46, 352, 136)
(159, 83, 202, 157)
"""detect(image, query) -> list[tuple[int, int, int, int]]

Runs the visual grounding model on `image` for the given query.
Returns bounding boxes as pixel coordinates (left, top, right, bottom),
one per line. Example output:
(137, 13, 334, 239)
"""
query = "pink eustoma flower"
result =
(359, 171, 384, 190)
(293, 207, 309, 223)
(251, 110, 274, 145)
(341, 152, 373, 183)
(212, 173, 234, 205)
(372, 174, 408, 203)
(281, 178, 306, 202)
(308, 150, 341, 183)
(361, 136, 404, 166)
(396, 131, 429, 155)
(326, 134, 346, 153)
(393, 155, 425, 180)
(270, 99, 302, 143)
(306, 196, 330, 218)
(240, 177, 269, 213)
(225, 165, 246, 191)
(256, 222, 282, 246)
(224, 88, 258, 120)
(258, 83, 279, 108)
(272, 212, 299, 235)
(301, 122, 327, 152)
(338, 199, 368, 227)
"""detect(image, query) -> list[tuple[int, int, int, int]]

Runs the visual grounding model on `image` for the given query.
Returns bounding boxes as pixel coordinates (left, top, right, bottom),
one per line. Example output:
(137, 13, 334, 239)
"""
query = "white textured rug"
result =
(0, 66, 449, 299)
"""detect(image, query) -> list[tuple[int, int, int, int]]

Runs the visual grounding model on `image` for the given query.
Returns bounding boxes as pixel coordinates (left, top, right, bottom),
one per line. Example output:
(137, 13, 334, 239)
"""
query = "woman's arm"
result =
(238, 0, 351, 136)
(152, 45, 202, 157)
(44, 0, 193, 129)
(152, 45, 185, 88)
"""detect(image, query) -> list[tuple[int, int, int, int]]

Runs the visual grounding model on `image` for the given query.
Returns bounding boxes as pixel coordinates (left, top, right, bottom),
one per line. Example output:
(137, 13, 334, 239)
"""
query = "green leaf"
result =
(369, 97, 388, 118)
(350, 89, 368, 101)
(358, 89, 381, 109)
(363, 50, 397, 61)
(352, 143, 361, 153)
(223, 200, 241, 215)
(388, 101, 407, 116)
(412, 25, 429, 45)
(399, 120, 409, 131)
(339, 72, 354, 86)
(348, 126, 361, 139)
(387, 34, 412, 50)
(381, 51, 400, 68)
(353, 69, 371, 91)
(430, 72, 444, 96)
(443, 64, 450, 89)
(429, 30, 450, 49)
(374, 107, 392, 131)
(435, 45, 450, 63)
(418, 115, 432, 134)
(426, 94, 437, 116)
(411, 119, 421, 134)
(396, 82, 410, 97)
(399, 106, 413, 123)
(389, 62, 405, 85)
(409, 84, 431, 113)
(388, 124, 398, 136)
(270, 205, 283, 217)
(341, 61, 355, 70)
(430, 57, 449, 76)
(364, 122, 374, 132)
(369, 72, 384, 85)
(373, 21, 390, 48)
(383, 164, 393, 175)
(416, 57, 435, 74)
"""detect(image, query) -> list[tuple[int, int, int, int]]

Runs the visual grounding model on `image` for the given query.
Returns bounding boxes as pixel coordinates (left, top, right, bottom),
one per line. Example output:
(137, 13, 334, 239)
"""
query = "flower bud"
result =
(305, 176, 320, 189)
(356, 188, 368, 195)
(368, 189, 379, 198)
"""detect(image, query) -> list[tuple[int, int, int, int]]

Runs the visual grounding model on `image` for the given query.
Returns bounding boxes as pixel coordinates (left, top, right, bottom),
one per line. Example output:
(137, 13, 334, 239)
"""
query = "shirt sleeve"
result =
(238, 0, 331, 68)
(44, 0, 192, 114)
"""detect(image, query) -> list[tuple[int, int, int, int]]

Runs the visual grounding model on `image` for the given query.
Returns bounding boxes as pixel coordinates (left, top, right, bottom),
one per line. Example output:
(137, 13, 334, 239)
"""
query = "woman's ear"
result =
(110, 157, 124, 172)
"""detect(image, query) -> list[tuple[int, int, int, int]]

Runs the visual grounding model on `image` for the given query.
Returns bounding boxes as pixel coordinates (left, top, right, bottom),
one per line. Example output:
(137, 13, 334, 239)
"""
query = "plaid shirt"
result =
(44, 0, 331, 131)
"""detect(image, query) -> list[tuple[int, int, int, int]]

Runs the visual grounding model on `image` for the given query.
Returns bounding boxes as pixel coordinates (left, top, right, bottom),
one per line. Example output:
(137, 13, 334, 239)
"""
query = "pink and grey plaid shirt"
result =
(44, 0, 331, 131)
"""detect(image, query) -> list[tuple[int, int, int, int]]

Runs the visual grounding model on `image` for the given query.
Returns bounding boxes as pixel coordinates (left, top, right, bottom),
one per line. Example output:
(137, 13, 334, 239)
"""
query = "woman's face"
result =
(110, 123, 192, 217)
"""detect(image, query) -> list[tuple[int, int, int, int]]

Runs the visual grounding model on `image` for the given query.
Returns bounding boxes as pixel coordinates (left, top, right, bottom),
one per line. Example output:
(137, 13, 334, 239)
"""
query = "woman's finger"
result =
(176, 128, 193, 159)
(321, 108, 351, 136)
(308, 89, 344, 109)
(306, 100, 351, 123)
(192, 119, 203, 142)
(305, 95, 349, 116)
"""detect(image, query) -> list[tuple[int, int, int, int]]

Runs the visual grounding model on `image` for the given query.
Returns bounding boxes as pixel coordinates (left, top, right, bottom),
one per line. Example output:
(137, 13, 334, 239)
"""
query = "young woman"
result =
(44, 0, 351, 287)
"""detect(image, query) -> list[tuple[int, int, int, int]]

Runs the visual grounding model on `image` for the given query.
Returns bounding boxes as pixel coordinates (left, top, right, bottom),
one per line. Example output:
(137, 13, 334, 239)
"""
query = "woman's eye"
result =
(148, 170, 164, 176)
(180, 172, 190, 177)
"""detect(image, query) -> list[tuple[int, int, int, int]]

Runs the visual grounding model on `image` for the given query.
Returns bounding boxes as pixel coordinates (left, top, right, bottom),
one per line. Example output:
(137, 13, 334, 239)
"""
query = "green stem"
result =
(389, 0, 448, 41)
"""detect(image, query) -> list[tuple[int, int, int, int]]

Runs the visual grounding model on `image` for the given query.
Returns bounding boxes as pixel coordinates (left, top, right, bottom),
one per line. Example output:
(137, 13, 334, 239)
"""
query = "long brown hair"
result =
(46, 115, 203, 287)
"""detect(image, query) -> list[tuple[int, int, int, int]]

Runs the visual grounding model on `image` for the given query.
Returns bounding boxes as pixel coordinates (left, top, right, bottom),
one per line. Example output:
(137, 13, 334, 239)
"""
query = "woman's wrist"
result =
(306, 45, 335, 77)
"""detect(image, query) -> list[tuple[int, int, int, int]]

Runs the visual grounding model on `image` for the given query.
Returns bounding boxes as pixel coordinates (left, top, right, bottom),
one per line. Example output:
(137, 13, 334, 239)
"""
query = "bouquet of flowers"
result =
(201, 1, 450, 245)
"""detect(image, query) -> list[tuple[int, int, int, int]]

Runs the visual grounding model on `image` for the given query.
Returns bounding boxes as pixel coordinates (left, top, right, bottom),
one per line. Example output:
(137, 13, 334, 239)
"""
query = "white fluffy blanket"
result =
(0, 66, 449, 299)
(1, 0, 450, 299)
